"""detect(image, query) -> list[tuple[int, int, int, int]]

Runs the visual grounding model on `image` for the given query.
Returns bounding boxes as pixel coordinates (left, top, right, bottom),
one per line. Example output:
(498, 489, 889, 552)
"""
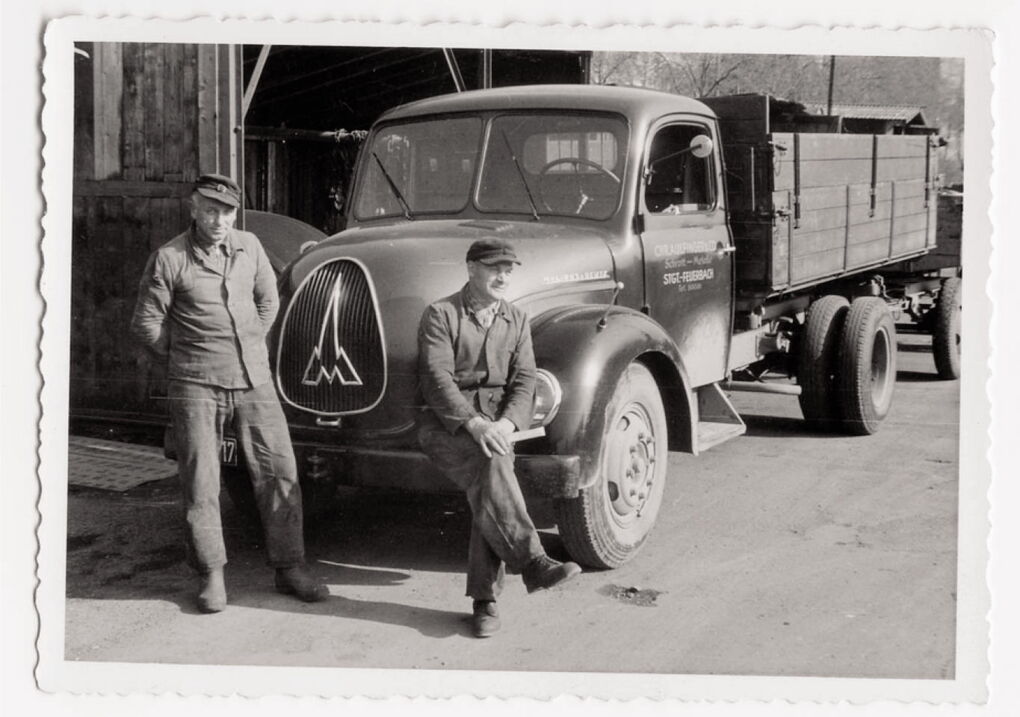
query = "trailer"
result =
(703, 93, 961, 434)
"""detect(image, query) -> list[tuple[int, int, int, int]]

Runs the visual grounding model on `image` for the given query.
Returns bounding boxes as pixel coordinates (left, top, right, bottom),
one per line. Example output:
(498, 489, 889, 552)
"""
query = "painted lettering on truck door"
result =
(638, 119, 733, 387)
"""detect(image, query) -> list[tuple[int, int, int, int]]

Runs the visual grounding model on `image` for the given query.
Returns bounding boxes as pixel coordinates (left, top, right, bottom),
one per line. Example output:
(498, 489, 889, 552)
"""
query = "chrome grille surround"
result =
(276, 257, 387, 416)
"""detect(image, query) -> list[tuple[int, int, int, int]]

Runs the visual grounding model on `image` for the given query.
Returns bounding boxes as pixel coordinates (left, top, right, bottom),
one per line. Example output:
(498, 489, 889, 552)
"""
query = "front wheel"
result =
(555, 362, 668, 569)
(837, 297, 897, 435)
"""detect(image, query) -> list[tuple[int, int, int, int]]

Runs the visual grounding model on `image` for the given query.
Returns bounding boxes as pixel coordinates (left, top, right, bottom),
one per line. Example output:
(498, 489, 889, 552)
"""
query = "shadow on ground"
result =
(65, 473, 568, 636)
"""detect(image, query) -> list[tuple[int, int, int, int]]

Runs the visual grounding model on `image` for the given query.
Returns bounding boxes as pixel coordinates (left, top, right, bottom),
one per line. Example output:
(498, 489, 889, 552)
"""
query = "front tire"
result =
(555, 362, 668, 569)
(837, 297, 897, 435)
(932, 276, 962, 380)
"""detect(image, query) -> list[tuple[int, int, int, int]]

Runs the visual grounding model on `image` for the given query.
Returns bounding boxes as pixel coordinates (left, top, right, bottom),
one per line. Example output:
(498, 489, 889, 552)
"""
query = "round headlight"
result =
(532, 369, 563, 428)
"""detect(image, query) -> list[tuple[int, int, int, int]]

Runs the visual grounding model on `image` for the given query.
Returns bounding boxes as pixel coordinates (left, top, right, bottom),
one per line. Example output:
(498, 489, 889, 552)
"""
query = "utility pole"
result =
(827, 55, 836, 117)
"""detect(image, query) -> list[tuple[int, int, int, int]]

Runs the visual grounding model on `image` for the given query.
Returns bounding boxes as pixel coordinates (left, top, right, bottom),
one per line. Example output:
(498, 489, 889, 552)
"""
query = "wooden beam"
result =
(242, 44, 271, 119)
(142, 43, 165, 180)
(75, 180, 193, 198)
(196, 44, 218, 173)
(92, 43, 122, 180)
(245, 126, 367, 143)
(121, 43, 145, 182)
(481, 49, 492, 89)
(442, 48, 466, 92)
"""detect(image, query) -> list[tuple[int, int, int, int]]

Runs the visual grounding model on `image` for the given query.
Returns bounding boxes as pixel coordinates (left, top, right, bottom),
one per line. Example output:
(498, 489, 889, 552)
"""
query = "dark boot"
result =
(522, 555, 581, 594)
(471, 600, 501, 638)
(197, 567, 227, 613)
(275, 565, 329, 602)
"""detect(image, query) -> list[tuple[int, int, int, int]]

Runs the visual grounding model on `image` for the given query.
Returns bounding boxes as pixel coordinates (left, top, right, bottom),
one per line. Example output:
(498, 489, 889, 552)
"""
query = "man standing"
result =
(131, 173, 327, 613)
(417, 238, 581, 638)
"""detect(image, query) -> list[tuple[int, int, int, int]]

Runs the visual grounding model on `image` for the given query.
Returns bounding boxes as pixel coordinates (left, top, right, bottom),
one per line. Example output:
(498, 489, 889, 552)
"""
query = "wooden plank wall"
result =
(72, 42, 227, 416)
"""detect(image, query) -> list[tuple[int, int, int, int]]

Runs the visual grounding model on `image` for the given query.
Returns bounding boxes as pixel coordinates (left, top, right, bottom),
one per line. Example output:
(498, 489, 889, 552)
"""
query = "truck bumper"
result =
(291, 442, 583, 500)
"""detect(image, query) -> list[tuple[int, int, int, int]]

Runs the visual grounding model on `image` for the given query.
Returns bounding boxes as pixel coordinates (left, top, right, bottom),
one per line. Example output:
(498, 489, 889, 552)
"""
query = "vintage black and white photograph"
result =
(26, 12, 1000, 707)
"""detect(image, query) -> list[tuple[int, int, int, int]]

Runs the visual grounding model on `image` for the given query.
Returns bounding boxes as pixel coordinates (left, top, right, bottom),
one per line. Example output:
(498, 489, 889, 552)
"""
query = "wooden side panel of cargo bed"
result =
(767, 132, 935, 290)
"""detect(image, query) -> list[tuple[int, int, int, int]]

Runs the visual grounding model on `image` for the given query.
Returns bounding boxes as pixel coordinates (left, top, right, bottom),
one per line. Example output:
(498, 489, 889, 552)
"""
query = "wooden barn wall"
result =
(72, 42, 238, 417)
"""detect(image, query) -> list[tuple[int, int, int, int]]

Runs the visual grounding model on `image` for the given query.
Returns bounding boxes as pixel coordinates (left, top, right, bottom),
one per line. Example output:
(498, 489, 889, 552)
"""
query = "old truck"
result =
(231, 85, 960, 569)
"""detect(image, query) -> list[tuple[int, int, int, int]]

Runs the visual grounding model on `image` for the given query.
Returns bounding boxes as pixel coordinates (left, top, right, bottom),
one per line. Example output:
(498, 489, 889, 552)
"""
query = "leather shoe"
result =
(471, 600, 500, 638)
(522, 555, 582, 594)
(275, 566, 329, 602)
(197, 567, 227, 613)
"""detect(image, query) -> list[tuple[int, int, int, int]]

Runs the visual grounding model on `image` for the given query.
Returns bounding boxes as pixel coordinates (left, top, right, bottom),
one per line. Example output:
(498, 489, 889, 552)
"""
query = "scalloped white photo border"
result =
(35, 13, 994, 705)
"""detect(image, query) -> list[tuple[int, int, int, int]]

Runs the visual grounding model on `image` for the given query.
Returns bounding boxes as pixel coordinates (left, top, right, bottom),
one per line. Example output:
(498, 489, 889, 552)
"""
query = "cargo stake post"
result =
(232, 85, 961, 569)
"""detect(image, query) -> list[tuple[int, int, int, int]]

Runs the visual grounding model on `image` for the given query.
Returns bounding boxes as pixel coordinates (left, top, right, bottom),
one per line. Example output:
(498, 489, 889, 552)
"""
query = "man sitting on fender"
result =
(417, 238, 582, 638)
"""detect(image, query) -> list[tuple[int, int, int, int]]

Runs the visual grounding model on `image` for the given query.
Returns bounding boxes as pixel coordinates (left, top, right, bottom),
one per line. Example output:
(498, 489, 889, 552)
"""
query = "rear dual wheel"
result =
(932, 276, 962, 380)
(797, 295, 850, 429)
(836, 297, 897, 435)
(798, 295, 897, 435)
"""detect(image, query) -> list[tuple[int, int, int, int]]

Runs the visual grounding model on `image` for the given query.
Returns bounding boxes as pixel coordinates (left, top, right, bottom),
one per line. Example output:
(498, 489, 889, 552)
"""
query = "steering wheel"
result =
(537, 158, 621, 215)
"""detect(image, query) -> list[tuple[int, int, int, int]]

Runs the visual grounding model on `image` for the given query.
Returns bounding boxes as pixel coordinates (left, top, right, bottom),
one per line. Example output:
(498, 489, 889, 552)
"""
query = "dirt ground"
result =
(63, 328, 958, 679)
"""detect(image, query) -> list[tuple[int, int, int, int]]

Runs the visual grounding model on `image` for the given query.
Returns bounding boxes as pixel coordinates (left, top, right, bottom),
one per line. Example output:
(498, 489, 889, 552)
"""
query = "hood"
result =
(276, 218, 618, 435)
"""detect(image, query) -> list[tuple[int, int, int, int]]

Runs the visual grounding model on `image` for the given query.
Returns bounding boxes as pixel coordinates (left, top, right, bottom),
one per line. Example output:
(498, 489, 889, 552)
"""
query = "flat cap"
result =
(194, 173, 241, 208)
(466, 238, 521, 265)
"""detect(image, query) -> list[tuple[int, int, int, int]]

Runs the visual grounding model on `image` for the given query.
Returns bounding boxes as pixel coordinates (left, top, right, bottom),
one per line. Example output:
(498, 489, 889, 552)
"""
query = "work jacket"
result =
(417, 285, 536, 435)
(130, 226, 277, 389)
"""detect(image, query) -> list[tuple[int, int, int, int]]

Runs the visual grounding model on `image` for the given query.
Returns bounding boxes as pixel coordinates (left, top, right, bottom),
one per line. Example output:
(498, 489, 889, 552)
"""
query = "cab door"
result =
(638, 118, 733, 388)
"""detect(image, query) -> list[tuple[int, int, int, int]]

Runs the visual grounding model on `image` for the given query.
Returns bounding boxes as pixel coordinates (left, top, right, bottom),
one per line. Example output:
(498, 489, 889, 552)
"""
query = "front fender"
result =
(531, 305, 696, 491)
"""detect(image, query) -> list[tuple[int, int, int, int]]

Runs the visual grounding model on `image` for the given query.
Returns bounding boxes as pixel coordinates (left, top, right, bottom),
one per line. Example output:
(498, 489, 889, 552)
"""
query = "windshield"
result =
(353, 112, 628, 221)
(354, 116, 483, 219)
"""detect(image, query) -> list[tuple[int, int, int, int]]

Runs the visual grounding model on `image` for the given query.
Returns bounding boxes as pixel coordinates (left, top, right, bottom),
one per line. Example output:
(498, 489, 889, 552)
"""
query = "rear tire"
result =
(555, 362, 668, 569)
(837, 297, 897, 435)
(932, 276, 962, 380)
(797, 295, 850, 428)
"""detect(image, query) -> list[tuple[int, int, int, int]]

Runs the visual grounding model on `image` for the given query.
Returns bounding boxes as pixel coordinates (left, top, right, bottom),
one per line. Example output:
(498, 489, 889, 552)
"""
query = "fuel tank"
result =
(273, 218, 619, 439)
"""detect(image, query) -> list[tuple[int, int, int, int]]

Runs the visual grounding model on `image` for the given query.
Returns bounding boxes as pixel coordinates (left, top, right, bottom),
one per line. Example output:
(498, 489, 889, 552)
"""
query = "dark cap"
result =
(194, 173, 241, 208)
(466, 238, 521, 266)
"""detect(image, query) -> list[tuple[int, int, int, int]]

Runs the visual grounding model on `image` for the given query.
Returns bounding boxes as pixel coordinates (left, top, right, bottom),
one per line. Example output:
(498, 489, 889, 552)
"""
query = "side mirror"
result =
(646, 134, 715, 177)
(690, 134, 713, 159)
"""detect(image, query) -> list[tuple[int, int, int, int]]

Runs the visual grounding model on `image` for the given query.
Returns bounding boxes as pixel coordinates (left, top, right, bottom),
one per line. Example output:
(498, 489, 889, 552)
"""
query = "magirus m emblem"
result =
(301, 274, 363, 387)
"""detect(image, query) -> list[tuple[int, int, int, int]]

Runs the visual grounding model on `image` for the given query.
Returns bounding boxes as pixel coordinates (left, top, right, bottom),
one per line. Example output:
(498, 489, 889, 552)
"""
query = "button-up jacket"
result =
(130, 226, 278, 389)
(418, 285, 536, 435)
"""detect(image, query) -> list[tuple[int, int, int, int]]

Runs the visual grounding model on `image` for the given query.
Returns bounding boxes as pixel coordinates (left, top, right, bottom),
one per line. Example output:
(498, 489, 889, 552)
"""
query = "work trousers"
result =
(419, 422, 544, 601)
(167, 380, 305, 571)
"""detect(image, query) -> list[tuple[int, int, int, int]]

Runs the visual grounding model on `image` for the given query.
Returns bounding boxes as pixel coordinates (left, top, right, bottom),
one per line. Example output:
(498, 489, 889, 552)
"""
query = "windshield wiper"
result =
(499, 130, 540, 221)
(371, 152, 414, 220)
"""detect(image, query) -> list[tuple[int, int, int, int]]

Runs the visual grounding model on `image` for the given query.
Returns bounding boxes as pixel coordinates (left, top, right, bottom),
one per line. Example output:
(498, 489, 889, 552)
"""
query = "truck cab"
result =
(259, 85, 951, 569)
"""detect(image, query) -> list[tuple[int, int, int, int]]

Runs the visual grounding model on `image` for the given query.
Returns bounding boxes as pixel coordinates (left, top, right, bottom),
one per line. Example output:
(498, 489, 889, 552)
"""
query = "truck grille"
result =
(276, 258, 386, 416)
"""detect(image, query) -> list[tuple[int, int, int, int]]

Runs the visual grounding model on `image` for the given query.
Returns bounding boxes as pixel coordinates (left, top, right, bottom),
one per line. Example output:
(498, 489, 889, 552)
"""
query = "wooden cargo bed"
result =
(703, 94, 938, 300)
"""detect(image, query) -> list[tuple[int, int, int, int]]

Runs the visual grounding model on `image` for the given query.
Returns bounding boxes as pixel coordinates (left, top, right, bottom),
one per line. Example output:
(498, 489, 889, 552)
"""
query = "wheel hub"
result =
(870, 326, 893, 407)
(606, 408, 657, 526)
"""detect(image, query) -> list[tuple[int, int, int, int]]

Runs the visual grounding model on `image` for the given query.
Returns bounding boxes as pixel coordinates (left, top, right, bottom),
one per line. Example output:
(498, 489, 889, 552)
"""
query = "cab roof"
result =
(378, 84, 717, 123)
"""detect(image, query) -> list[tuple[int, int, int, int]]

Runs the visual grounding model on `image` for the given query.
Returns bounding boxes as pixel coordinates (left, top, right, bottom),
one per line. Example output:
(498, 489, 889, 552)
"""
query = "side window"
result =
(644, 124, 715, 214)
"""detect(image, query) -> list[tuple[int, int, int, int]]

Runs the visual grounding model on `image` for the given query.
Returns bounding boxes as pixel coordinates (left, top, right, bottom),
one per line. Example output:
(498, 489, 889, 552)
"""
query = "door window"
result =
(644, 124, 716, 214)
